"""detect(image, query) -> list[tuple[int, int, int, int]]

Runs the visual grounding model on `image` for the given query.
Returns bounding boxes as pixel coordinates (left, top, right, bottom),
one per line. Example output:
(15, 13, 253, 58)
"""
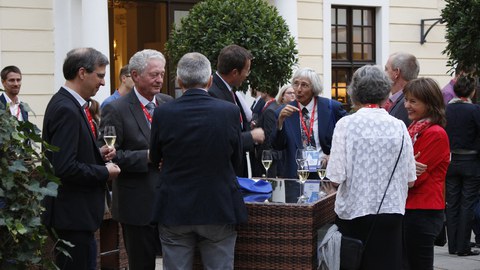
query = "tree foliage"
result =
(442, 0, 480, 75)
(0, 95, 59, 269)
(166, 0, 298, 96)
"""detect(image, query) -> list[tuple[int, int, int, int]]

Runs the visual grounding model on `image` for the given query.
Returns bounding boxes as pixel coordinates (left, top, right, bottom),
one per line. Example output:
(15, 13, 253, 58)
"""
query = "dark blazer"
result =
(251, 97, 266, 121)
(251, 100, 280, 177)
(41, 87, 109, 231)
(389, 92, 411, 127)
(209, 73, 254, 150)
(150, 89, 247, 225)
(100, 90, 173, 226)
(272, 97, 346, 178)
(0, 93, 29, 121)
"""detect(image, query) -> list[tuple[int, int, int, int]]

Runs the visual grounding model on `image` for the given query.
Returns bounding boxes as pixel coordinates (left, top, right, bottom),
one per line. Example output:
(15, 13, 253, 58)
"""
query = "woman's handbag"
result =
(339, 134, 404, 270)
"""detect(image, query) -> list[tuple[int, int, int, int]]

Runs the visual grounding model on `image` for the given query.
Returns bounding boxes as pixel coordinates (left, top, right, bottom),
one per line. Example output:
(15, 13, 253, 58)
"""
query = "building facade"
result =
(0, 0, 450, 127)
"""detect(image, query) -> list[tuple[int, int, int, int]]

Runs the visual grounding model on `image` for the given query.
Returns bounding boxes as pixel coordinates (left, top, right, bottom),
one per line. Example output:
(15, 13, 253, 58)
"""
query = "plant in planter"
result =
(166, 0, 298, 96)
(0, 96, 59, 269)
(442, 0, 480, 76)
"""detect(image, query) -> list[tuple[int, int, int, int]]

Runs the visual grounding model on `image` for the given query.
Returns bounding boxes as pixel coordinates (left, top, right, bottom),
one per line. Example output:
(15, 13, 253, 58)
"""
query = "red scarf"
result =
(407, 120, 432, 145)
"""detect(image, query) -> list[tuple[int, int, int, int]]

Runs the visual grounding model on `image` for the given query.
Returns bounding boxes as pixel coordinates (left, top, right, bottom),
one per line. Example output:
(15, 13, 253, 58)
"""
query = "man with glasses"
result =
(42, 47, 121, 270)
(101, 65, 135, 109)
(273, 67, 346, 179)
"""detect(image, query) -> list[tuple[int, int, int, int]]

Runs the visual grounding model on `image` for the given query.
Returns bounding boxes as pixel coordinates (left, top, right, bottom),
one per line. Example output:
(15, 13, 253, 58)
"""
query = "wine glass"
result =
(261, 150, 273, 179)
(297, 160, 310, 203)
(103, 126, 116, 149)
(295, 148, 306, 166)
(103, 126, 116, 163)
(317, 157, 327, 199)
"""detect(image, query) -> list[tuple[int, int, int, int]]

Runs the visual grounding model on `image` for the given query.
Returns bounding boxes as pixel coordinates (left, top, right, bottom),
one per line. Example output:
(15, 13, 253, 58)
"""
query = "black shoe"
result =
(470, 242, 476, 247)
(457, 250, 480, 256)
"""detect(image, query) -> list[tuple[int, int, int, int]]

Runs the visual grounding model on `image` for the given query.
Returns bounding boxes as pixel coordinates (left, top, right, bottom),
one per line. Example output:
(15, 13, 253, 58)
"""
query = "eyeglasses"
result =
(94, 72, 106, 79)
(292, 81, 310, 89)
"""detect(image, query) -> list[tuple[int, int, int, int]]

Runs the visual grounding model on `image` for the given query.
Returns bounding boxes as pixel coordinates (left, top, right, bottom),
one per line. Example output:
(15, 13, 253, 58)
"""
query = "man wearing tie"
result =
(42, 47, 121, 270)
(209, 44, 265, 176)
(1, 65, 28, 121)
(100, 49, 173, 270)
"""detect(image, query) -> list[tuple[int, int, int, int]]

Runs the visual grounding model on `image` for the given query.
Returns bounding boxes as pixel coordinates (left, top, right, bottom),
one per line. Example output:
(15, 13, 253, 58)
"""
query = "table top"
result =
(243, 178, 335, 205)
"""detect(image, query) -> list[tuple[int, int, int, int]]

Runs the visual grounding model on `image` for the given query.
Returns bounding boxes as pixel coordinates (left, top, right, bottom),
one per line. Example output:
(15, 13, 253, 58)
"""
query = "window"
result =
(331, 6, 376, 108)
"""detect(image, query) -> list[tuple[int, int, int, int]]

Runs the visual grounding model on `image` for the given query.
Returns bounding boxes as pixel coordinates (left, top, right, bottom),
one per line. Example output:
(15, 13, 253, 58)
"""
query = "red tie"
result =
(84, 106, 97, 139)
(231, 91, 244, 125)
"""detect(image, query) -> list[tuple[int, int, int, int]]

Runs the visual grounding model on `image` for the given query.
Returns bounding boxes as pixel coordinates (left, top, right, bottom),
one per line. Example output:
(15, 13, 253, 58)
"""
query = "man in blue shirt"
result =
(101, 65, 134, 109)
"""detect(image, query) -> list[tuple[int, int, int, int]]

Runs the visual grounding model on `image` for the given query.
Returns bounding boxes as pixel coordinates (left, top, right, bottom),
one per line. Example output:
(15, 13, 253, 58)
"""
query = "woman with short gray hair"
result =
(326, 65, 416, 269)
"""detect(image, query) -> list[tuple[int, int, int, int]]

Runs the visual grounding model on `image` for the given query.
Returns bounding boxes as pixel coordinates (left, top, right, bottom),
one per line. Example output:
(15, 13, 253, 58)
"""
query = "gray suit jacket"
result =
(389, 92, 411, 127)
(100, 90, 173, 225)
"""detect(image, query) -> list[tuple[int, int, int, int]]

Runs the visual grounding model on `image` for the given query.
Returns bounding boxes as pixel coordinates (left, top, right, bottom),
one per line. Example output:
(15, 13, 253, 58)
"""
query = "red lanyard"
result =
(364, 104, 380, 108)
(261, 98, 276, 113)
(297, 98, 316, 144)
(8, 102, 21, 120)
(84, 107, 97, 139)
(140, 102, 153, 123)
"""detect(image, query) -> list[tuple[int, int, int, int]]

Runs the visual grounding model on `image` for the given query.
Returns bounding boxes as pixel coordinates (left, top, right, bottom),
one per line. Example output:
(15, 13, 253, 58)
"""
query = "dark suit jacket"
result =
(100, 90, 173, 226)
(0, 93, 29, 121)
(150, 89, 247, 225)
(41, 87, 109, 231)
(272, 97, 346, 178)
(389, 92, 411, 127)
(250, 100, 280, 177)
(251, 97, 266, 122)
(209, 73, 254, 150)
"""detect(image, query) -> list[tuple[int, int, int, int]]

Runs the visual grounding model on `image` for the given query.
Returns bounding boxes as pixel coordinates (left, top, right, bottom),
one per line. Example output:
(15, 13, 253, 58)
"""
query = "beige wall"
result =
(296, 0, 452, 93)
(0, 0, 55, 127)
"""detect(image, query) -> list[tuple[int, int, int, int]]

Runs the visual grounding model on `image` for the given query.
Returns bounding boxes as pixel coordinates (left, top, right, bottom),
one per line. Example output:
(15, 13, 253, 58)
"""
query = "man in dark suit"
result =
(150, 52, 247, 270)
(1, 65, 28, 121)
(273, 68, 347, 179)
(99, 49, 173, 270)
(251, 89, 280, 177)
(384, 52, 419, 127)
(41, 47, 121, 270)
(208, 44, 264, 177)
(250, 89, 266, 127)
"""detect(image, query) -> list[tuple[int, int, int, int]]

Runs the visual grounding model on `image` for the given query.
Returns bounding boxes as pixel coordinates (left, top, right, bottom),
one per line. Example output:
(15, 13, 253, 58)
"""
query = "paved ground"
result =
(155, 239, 480, 270)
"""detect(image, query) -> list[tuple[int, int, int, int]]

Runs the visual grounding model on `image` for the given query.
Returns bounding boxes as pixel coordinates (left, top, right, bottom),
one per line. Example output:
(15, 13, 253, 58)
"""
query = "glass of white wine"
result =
(103, 126, 116, 163)
(317, 157, 327, 199)
(261, 150, 273, 179)
(295, 148, 306, 166)
(297, 160, 309, 203)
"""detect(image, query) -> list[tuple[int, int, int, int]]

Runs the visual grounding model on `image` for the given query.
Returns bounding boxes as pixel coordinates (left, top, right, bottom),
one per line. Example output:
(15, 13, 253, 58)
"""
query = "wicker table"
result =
(195, 178, 336, 270)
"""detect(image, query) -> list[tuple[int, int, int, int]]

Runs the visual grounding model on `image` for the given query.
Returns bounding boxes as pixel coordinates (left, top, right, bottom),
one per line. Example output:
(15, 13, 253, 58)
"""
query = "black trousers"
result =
(54, 229, 94, 270)
(121, 223, 160, 270)
(336, 213, 403, 270)
(403, 209, 444, 270)
(446, 156, 480, 254)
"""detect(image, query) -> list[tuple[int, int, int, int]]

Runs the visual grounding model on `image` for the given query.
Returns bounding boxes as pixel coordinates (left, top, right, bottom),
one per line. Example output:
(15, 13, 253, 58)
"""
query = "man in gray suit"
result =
(100, 49, 173, 270)
(384, 52, 419, 127)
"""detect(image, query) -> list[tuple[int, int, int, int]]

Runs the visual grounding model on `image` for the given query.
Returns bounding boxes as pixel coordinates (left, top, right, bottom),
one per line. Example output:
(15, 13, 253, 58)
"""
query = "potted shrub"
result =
(0, 96, 59, 269)
(166, 0, 298, 96)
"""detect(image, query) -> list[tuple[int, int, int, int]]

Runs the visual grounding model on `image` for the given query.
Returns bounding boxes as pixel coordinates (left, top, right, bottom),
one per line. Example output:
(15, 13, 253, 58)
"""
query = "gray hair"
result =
(348, 65, 392, 105)
(129, 49, 166, 75)
(292, 68, 323, 96)
(276, 84, 292, 104)
(390, 52, 419, 81)
(177, 52, 211, 89)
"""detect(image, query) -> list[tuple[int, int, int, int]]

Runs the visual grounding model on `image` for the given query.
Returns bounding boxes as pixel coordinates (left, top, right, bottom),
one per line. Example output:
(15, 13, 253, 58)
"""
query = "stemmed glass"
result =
(261, 150, 273, 179)
(295, 148, 306, 165)
(317, 158, 327, 199)
(297, 160, 310, 203)
(103, 126, 116, 163)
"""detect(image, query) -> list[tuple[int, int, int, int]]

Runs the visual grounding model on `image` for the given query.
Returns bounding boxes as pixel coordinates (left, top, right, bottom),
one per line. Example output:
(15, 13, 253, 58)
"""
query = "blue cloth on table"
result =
(242, 193, 272, 202)
(237, 177, 272, 194)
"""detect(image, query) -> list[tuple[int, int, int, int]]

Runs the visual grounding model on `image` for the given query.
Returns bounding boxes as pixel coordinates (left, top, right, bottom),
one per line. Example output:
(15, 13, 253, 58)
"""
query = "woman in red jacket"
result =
(403, 77, 451, 270)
